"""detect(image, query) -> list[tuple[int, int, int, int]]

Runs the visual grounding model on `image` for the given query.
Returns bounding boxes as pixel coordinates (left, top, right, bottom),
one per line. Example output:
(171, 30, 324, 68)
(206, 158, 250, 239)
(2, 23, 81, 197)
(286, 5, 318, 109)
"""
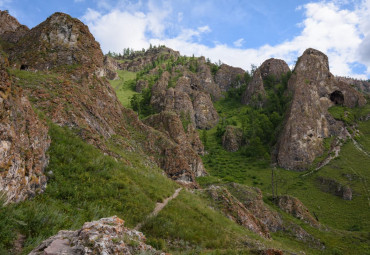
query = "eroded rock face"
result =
(104, 56, 119, 80)
(150, 70, 219, 130)
(29, 216, 164, 255)
(316, 177, 352, 200)
(193, 92, 219, 129)
(215, 64, 245, 92)
(10, 12, 104, 71)
(277, 195, 320, 228)
(0, 52, 50, 203)
(0, 10, 29, 43)
(241, 58, 290, 106)
(222, 126, 243, 152)
(276, 48, 366, 170)
(208, 185, 270, 238)
(144, 111, 206, 184)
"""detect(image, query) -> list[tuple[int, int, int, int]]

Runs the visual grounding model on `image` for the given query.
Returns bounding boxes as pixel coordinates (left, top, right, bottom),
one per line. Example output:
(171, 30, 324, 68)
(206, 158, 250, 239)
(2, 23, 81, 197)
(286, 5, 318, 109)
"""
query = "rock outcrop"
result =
(208, 185, 270, 238)
(120, 46, 180, 72)
(276, 48, 366, 170)
(336, 76, 370, 95)
(226, 183, 283, 232)
(0, 50, 50, 203)
(277, 195, 320, 228)
(215, 64, 245, 92)
(104, 56, 119, 80)
(9, 12, 104, 72)
(144, 111, 206, 184)
(29, 216, 164, 255)
(0, 10, 29, 43)
(241, 58, 290, 106)
(2, 12, 206, 188)
(222, 126, 243, 152)
(150, 70, 219, 129)
(316, 177, 352, 200)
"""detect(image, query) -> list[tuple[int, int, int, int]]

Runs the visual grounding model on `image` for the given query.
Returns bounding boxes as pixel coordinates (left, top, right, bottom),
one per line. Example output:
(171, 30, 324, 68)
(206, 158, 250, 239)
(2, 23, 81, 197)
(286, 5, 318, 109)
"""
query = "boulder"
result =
(222, 126, 243, 152)
(29, 216, 165, 255)
(0, 51, 50, 203)
(276, 48, 366, 170)
(215, 64, 245, 92)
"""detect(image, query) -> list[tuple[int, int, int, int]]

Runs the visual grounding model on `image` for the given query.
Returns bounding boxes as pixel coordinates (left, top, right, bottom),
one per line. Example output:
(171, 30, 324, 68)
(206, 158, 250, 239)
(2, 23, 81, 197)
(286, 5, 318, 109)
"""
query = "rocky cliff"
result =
(276, 48, 366, 170)
(0, 49, 50, 203)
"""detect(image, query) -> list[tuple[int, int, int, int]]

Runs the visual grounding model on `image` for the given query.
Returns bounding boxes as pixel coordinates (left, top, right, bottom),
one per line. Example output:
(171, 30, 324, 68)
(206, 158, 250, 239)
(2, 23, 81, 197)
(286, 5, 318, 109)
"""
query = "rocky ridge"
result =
(0, 12, 207, 196)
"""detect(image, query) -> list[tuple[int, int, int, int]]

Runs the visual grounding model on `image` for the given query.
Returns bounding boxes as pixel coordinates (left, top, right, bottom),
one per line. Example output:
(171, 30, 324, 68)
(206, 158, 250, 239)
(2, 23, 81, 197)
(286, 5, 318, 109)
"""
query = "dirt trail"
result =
(135, 187, 182, 230)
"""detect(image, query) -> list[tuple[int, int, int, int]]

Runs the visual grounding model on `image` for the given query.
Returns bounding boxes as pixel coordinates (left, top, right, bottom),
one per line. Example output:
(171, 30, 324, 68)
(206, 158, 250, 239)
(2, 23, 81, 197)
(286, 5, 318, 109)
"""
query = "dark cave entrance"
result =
(330, 90, 344, 105)
(20, 64, 28, 70)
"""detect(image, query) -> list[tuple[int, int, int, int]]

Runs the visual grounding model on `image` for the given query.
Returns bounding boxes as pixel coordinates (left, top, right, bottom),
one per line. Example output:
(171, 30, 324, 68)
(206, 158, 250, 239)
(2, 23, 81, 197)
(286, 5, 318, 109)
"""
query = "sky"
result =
(1, 0, 370, 79)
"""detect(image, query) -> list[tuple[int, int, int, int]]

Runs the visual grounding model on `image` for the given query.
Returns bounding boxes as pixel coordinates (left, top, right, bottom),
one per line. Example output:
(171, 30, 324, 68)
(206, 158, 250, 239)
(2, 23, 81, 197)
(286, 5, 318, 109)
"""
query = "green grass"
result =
(0, 123, 177, 254)
(142, 190, 267, 253)
(109, 70, 138, 108)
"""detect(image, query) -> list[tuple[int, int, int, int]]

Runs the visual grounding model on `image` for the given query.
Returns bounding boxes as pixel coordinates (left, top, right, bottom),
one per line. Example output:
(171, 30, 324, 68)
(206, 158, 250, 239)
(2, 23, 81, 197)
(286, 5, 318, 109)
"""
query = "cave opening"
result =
(20, 64, 28, 70)
(330, 90, 344, 105)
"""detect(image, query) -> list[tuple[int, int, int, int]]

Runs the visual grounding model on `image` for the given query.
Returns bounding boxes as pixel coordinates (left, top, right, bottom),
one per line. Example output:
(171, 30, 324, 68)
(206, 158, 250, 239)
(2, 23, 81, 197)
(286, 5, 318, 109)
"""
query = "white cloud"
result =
(83, 0, 370, 78)
(233, 38, 244, 47)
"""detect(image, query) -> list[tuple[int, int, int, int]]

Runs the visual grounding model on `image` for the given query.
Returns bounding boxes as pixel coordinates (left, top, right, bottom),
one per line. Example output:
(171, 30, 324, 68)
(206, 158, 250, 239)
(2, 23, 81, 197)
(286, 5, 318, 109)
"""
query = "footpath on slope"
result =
(135, 187, 182, 230)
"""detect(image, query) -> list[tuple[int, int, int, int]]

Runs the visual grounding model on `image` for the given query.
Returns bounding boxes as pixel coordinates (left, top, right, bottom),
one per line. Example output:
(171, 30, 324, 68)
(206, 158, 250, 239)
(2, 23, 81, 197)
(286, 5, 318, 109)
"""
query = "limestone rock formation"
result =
(193, 92, 219, 129)
(0, 51, 50, 203)
(336, 76, 370, 95)
(29, 216, 165, 255)
(10, 12, 104, 72)
(241, 58, 290, 106)
(241, 69, 266, 107)
(144, 111, 206, 184)
(120, 46, 180, 72)
(0, 10, 29, 43)
(316, 177, 352, 200)
(277, 195, 320, 228)
(207, 185, 270, 238)
(276, 48, 366, 170)
(1, 12, 206, 188)
(222, 126, 243, 152)
(104, 56, 119, 80)
(150, 70, 219, 129)
(215, 64, 245, 92)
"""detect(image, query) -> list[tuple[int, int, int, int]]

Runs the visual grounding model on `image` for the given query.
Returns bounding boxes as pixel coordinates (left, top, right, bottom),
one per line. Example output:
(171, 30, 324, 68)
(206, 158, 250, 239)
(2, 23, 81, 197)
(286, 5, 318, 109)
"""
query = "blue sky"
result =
(1, 0, 370, 78)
